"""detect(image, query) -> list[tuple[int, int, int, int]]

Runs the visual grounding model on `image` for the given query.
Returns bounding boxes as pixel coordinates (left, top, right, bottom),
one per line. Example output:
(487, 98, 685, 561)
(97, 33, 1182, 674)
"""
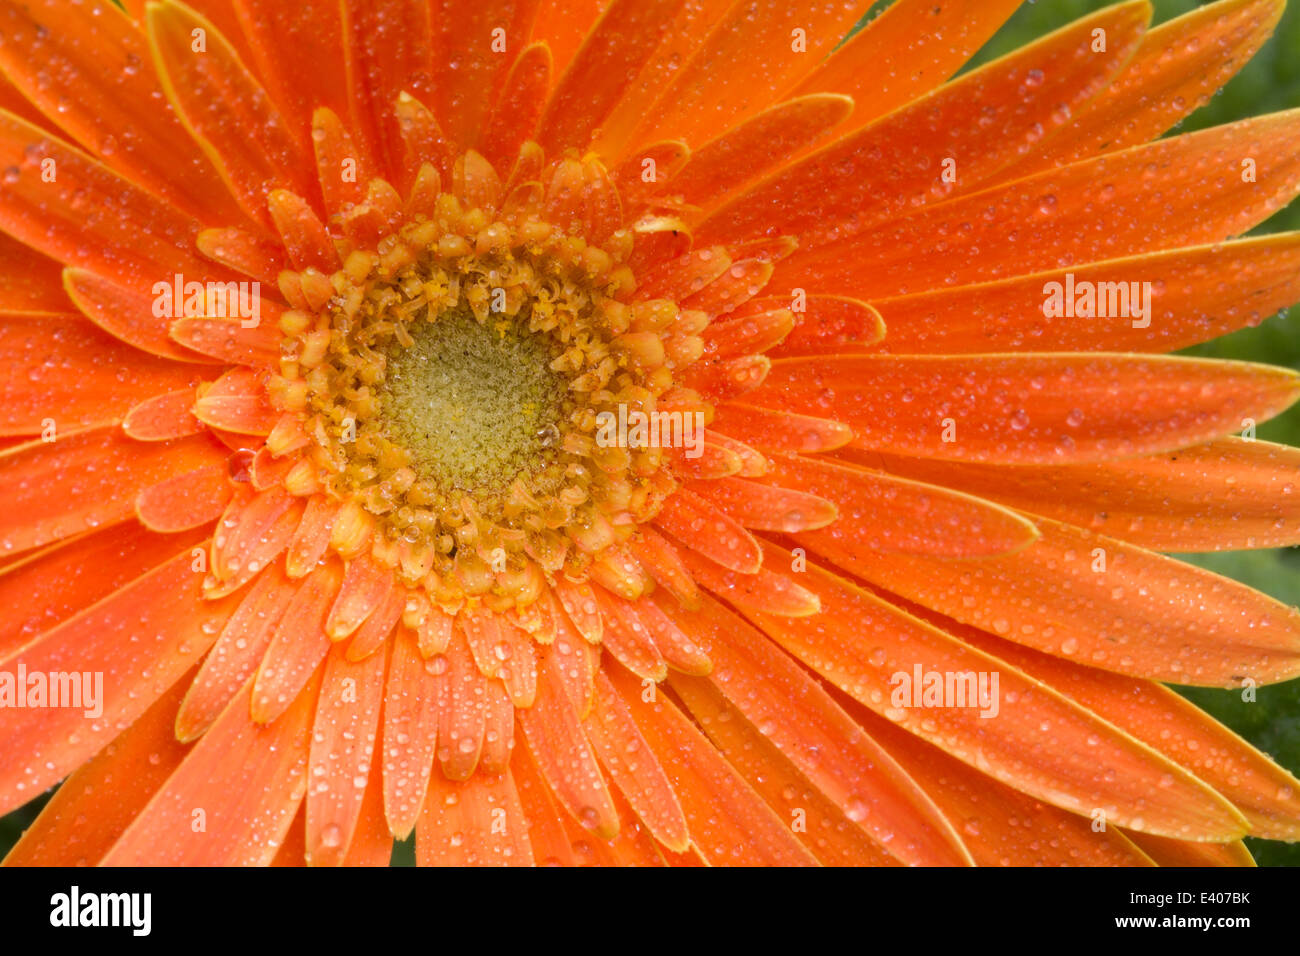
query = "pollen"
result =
(380, 308, 566, 494)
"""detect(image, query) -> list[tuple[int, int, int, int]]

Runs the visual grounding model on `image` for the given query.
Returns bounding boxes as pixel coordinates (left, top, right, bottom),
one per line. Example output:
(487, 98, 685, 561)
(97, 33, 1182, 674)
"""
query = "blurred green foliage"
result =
(3, 0, 1300, 868)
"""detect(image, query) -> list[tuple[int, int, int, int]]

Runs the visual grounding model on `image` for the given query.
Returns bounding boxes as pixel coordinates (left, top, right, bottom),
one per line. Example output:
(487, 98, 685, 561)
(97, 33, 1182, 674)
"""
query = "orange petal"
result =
(678, 258, 774, 319)
(102, 669, 320, 865)
(428, 0, 541, 151)
(516, 645, 618, 838)
(546, 591, 598, 718)
(869, 234, 1300, 355)
(808, 515, 1300, 686)
(265, 808, 308, 865)
(0, 113, 213, 290)
(699, 1, 1149, 247)
(64, 267, 217, 363)
(392, 95, 454, 195)
(654, 488, 762, 574)
(209, 487, 301, 587)
(233, 0, 350, 136)
(553, 576, 604, 644)
(326, 553, 393, 641)
(147, 0, 314, 226)
(668, 440, 744, 480)
(667, 94, 851, 209)
(136, 463, 231, 532)
(954, 623, 1300, 841)
(772, 110, 1300, 298)
(268, 188, 339, 273)
(0, 427, 227, 556)
(741, 542, 1255, 838)
(542, 155, 623, 247)
(340, 0, 433, 177)
(0, 233, 72, 314)
(561, 781, 668, 865)
(510, 734, 581, 865)
(0, 522, 206, 662)
(626, 0, 866, 151)
(2, 671, 194, 866)
(702, 308, 795, 360)
(678, 549, 821, 618)
(250, 446, 295, 491)
(176, 561, 298, 741)
(178, 0, 258, 63)
(859, 700, 1157, 867)
(623, 209, 692, 273)
(537, 0, 682, 151)
(197, 225, 287, 287)
(768, 453, 1040, 557)
(591, 588, 667, 681)
(346, 583, 405, 662)
(678, 353, 769, 401)
(633, 247, 730, 303)
(995, 0, 1284, 182)
(671, 675, 901, 866)
(480, 42, 551, 174)
(608, 662, 816, 866)
(286, 495, 339, 578)
(434, 631, 488, 780)
(412, 597, 454, 659)
(765, 295, 885, 356)
(310, 107, 377, 218)
(123, 389, 205, 442)
(586, 0, 728, 161)
(584, 668, 689, 851)
(416, 768, 535, 866)
(654, 592, 975, 865)
(791, 0, 1023, 132)
(382, 628, 439, 839)
(479, 674, 518, 776)
(0, 0, 245, 224)
(194, 366, 279, 435)
(251, 558, 343, 723)
(342, 746, 393, 865)
(749, 354, 1300, 464)
(687, 475, 836, 532)
(0, 312, 201, 434)
(627, 527, 700, 609)
(453, 149, 503, 215)
(623, 597, 711, 675)
(708, 402, 853, 454)
(306, 641, 388, 866)
(460, 608, 538, 707)
(701, 429, 768, 476)
(1123, 830, 1255, 868)
(853, 438, 1300, 552)
(0, 546, 240, 816)
(529, 0, 608, 77)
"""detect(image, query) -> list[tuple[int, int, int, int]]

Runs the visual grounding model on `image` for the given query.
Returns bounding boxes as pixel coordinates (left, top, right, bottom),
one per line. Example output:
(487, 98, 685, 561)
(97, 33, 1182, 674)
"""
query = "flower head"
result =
(2, 0, 1300, 867)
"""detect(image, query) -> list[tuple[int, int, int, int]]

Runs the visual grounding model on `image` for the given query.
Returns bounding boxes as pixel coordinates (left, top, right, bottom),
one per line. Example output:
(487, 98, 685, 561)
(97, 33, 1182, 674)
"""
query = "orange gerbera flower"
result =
(1, 0, 1299, 868)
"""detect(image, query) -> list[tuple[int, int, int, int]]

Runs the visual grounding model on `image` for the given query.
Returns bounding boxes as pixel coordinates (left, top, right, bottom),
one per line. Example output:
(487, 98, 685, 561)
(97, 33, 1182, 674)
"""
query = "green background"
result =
(2, 0, 1299, 867)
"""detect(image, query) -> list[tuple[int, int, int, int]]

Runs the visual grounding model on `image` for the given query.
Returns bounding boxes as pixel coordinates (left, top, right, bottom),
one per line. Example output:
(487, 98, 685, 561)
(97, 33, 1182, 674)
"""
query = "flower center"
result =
(378, 307, 566, 495)
(269, 177, 698, 611)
